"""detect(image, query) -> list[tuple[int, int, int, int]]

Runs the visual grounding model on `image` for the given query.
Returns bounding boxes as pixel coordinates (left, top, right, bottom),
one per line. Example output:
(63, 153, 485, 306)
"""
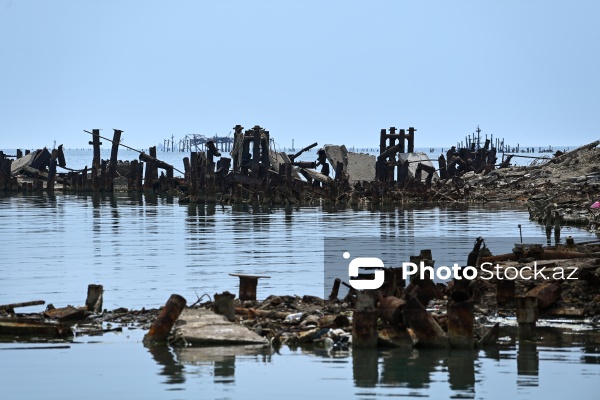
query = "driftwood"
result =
(0, 300, 45, 313)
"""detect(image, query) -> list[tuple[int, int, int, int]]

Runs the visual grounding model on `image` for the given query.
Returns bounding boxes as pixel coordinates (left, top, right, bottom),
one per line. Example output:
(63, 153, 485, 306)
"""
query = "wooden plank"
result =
(0, 318, 72, 338)
(0, 300, 45, 311)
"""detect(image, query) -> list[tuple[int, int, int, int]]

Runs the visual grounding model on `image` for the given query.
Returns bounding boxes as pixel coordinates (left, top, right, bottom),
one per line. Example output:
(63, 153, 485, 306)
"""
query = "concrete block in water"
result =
(324, 144, 376, 183)
(397, 152, 439, 182)
(172, 308, 268, 346)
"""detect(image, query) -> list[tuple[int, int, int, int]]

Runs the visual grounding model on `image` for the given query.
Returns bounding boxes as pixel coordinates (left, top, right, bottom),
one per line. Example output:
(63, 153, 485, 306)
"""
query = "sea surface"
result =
(0, 147, 598, 400)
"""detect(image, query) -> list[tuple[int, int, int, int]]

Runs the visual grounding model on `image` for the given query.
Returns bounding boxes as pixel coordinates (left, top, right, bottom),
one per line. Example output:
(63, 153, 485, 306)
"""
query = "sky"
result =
(1, 0, 599, 150)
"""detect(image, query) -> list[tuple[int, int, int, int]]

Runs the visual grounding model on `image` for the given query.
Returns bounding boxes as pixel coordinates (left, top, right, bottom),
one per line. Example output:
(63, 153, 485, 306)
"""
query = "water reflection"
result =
(162, 345, 272, 386)
(517, 341, 539, 387)
(147, 345, 186, 385)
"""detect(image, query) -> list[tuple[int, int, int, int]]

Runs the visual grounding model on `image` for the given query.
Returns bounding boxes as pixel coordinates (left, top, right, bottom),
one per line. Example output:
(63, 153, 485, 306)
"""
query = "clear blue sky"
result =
(1, 0, 598, 150)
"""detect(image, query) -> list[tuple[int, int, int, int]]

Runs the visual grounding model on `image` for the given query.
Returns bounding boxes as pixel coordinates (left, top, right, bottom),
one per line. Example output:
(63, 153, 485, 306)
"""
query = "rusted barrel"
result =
(143, 294, 187, 345)
(378, 296, 405, 325)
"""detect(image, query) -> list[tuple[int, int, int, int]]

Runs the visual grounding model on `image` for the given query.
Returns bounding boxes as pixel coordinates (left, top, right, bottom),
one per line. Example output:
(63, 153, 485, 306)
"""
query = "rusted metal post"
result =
(143, 294, 187, 345)
(447, 300, 474, 348)
(352, 291, 378, 348)
(85, 284, 103, 313)
(329, 278, 342, 301)
(212, 291, 235, 322)
(403, 295, 447, 348)
(516, 295, 537, 340)
(229, 273, 270, 301)
(378, 295, 405, 326)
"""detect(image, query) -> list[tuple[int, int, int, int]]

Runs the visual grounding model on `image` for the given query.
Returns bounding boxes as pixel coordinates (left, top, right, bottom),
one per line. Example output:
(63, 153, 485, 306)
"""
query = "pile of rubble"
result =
(425, 141, 599, 230)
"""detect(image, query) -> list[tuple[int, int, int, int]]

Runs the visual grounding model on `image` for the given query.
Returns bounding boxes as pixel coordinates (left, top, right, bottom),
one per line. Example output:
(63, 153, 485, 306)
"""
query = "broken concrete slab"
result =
(397, 152, 439, 183)
(324, 144, 376, 183)
(268, 150, 301, 179)
(10, 148, 51, 176)
(172, 308, 268, 346)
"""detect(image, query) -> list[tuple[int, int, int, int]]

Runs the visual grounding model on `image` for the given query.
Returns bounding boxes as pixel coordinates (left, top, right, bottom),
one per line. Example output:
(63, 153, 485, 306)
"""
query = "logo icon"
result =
(345, 252, 385, 290)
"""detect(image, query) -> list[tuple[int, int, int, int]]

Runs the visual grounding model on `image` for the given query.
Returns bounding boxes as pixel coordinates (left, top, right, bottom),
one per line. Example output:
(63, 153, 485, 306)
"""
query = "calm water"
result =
(0, 147, 598, 400)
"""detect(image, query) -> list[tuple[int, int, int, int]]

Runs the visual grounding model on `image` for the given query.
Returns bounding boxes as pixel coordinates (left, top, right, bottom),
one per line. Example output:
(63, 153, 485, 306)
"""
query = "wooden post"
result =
(183, 157, 190, 182)
(85, 284, 103, 313)
(252, 126, 261, 178)
(189, 152, 198, 198)
(438, 155, 449, 179)
(128, 160, 138, 192)
(166, 166, 174, 190)
(99, 160, 107, 192)
(143, 294, 187, 345)
(554, 211, 561, 243)
(90, 129, 101, 170)
(352, 291, 378, 348)
(212, 291, 235, 322)
(144, 156, 154, 190)
(407, 127, 416, 152)
(46, 149, 58, 193)
(57, 144, 66, 168)
(106, 129, 122, 191)
(136, 161, 144, 191)
(516, 295, 537, 340)
(83, 166, 90, 191)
